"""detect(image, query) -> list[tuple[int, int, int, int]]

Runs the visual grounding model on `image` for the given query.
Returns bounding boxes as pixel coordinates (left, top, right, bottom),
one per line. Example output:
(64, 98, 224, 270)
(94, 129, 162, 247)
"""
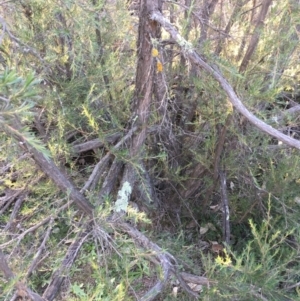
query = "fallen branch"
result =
(72, 133, 121, 154)
(116, 221, 199, 300)
(97, 158, 123, 204)
(0, 250, 44, 301)
(81, 126, 137, 193)
(150, 11, 300, 150)
(72, 126, 159, 155)
(9, 119, 95, 216)
(0, 202, 72, 248)
(3, 194, 26, 231)
(27, 217, 55, 277)
(42, 226, 91, 301)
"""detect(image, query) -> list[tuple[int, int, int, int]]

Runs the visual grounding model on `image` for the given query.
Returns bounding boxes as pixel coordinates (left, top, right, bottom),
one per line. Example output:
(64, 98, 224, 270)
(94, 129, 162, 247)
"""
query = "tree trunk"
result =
(121, 0, 163, 208)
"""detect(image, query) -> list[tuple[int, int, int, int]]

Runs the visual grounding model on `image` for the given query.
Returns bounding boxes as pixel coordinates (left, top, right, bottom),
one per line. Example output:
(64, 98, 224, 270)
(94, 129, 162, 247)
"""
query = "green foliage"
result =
(0, 70, 51, 159)
(1, 0, 300, 300)
(201, 207, 299, 300)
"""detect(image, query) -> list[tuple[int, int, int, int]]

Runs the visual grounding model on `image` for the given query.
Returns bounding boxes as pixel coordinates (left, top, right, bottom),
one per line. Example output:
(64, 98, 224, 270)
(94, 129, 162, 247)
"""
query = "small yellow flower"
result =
(215, 249, 232, 267)
(157, 61, 163, 72)
(152, 48, 159, 57)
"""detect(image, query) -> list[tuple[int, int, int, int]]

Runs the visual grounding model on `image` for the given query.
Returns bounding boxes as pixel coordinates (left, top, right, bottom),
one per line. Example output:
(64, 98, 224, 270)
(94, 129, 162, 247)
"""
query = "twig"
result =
(72, 126, 158, 154)
(0, 95, 9, 104)
(219, 170, 230, 245)
(0, 202, 72, 248)
(166, 0, 231, 38)
(269, 105, 300, 124)
(27, 217, 55, 277)
(285, 281, 300, 290)
(4, 194, 26, 231)
(150, 11, 300, 150)
(250, 285, 269, 301)
(0, 189, 24, 214)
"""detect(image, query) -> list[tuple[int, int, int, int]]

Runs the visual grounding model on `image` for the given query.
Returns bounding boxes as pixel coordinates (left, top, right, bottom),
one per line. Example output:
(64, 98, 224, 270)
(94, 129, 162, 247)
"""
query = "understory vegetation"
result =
(1, 0, 300, 300)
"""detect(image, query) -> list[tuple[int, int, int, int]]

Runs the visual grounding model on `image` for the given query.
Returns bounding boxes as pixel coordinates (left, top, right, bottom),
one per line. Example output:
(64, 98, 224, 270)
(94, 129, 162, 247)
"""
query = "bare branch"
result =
(81, 126, 137, 192)
(81, 152, 112, 193)
(199, 0, 219, 45)
(42, 226, 91, 301)
(0, 250, 44, 301)
(10, 119, 95, 215)
(0, 202, 72, 248)
(116, 221, 199, 300)
(26, 217, 55, 277)
(72, 133, 121, 154)
(97, 158, 123, 204)
(4, 194, 26, 231)
(270, 105, 300, 124)
(150, 11, 300, 149)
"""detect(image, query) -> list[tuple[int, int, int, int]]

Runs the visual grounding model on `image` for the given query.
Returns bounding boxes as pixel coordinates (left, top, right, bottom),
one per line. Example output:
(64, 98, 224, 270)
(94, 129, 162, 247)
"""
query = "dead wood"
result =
(0, 250, 45, 301)
(26, 218, 54, 277)
(199, 0, 219, 45)
(42, 226, 91, 301)
(97, 158, 123, 204)
(4, 194, 26, 232)
(116, 221, 200, 300)
(8, 120, 95, 216)
(72, 133, 121, 154)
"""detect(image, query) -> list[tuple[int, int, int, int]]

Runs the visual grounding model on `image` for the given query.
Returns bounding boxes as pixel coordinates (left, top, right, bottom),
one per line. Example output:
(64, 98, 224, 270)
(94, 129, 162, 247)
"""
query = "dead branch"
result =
(42, 226, 91, 301)
(215, 0, 250, 55)
(269, 105, 300, 124)
(81, 152, 112, 193)
(199, 0, 219, 45)
(72, 126, 158, 155)
(0, 202, 72, 248)
(8, 119, 95, 215)
(27, 217, 55, 277)
(4, 194, 26, 231)
(150, 11, 300, 150)
(0, 189, 24, 214)
(136, 160, 159, 208)
(0, 250, 45, 301)
(81, 126, 137, 192)
(116, 221, 199, 300)
(0, 16, 6, 45)
(181, 272, 215, 286)
(72, 133, 121, 154)
(97, 158, 123, 204)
